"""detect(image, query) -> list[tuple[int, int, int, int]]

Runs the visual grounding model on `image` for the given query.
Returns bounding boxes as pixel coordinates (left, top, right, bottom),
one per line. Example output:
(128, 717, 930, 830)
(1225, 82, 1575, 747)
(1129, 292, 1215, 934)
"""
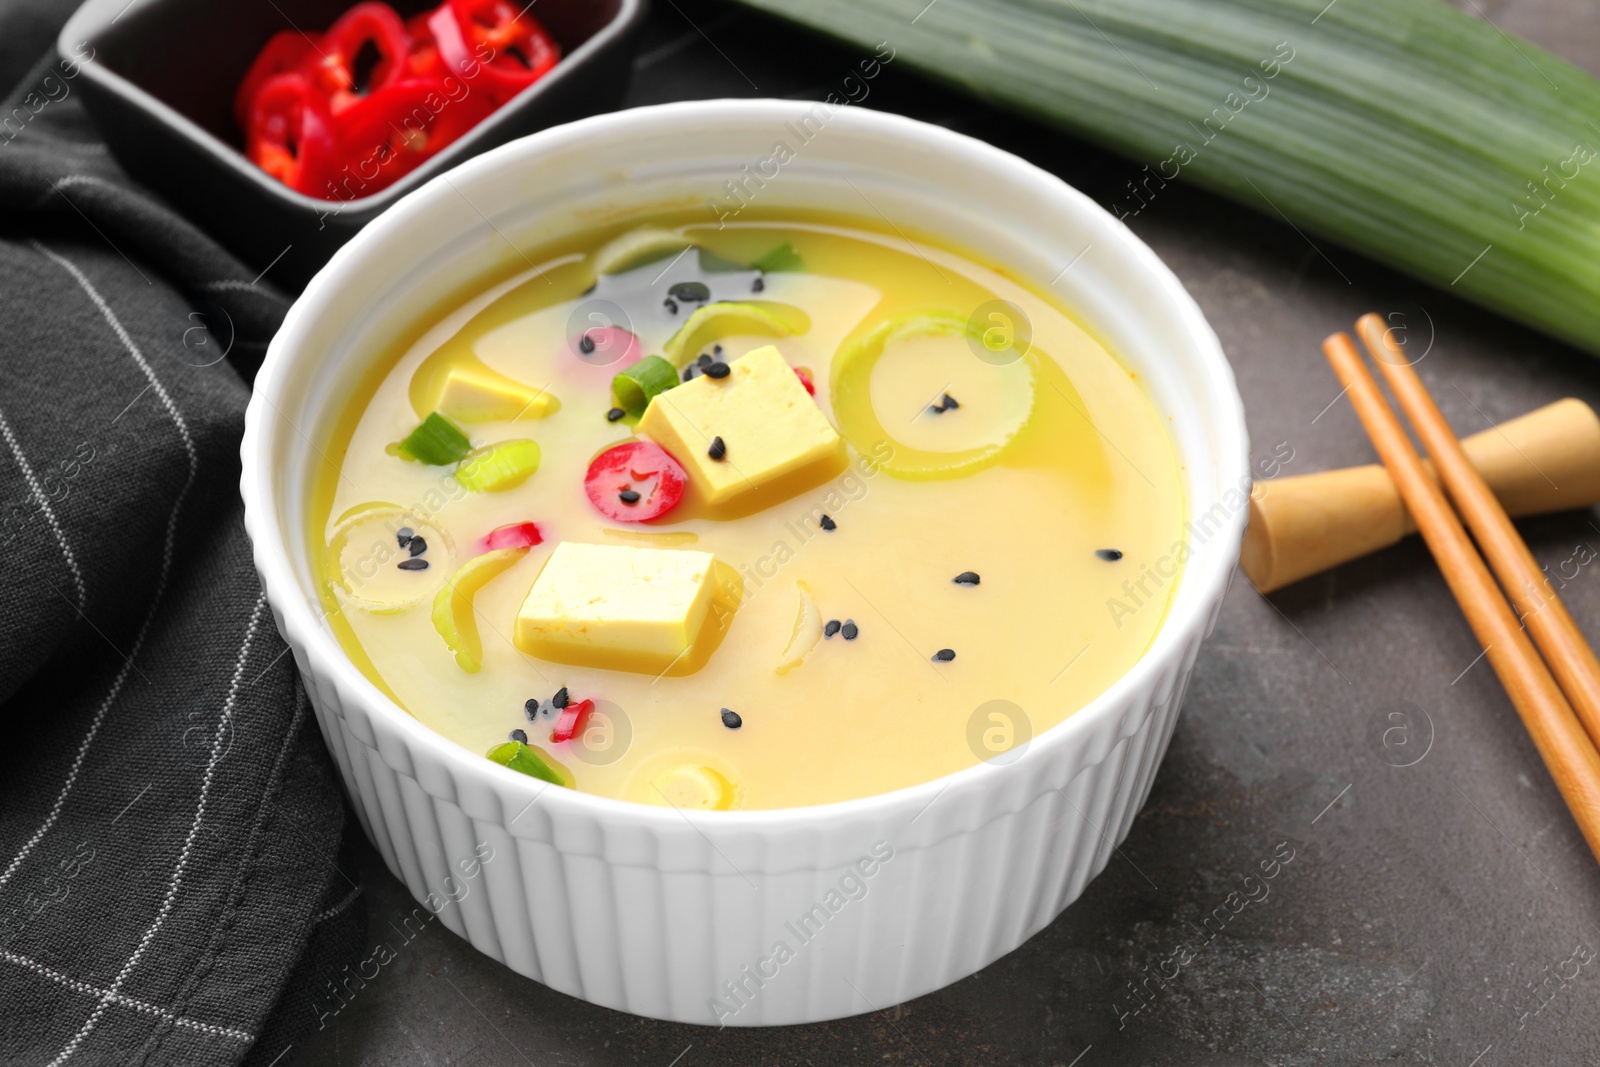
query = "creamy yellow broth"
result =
(309, 213, 1186, 809)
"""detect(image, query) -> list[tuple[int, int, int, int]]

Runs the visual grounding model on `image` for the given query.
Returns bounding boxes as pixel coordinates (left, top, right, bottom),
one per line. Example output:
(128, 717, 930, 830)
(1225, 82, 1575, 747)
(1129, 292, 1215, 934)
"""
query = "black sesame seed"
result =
(932, 648, 956, 662)
(841, 620, 859, 640)
(721, 707, 743, 729)
(524, 698, 540, 721)
(708, 436, 727, 461)
(552, 686, 570, 709)
(953, 571, 981, 586)
(664, 297, 679, 314)
(607, 407, 626, 422)
(510, 729, 529, 744)
(819, 514, 837, 531)
(698, 353, 714, 367)
(704, 361, 731, 379)
(408, 536, 427, 557)
(669, 281, 711, 303)
(751, 277, 765, 293)
(713, 344, 724, 356)
(1096, 548, 1124, 562)
(682, 363, 702, 382)
(940, 393, 960, 411)
(397, 558, 429, 571)
(396, 526, 414, 547)
(578, 332, 596, 355)
(619, 489, 641, 505)
(824, 619, 841, 638)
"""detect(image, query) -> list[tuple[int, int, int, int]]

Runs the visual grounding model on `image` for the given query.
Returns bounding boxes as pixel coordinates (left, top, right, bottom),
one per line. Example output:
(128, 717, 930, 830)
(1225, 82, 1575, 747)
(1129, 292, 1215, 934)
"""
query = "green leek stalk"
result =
(727, 0, 1600, 354)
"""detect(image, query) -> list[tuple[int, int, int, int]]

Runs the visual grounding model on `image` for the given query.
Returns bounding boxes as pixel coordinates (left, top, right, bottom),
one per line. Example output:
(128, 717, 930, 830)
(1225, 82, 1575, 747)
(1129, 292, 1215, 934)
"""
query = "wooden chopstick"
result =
(1356, 313, 1600, 754)
(1322, 330, 1600, 863)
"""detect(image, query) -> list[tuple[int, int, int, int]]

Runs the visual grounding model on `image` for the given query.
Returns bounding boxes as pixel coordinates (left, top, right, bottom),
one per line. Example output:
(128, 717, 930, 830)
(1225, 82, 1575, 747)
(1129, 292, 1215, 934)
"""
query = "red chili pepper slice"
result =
(480, 521, 543, 552)
(234, 30, 312, 131)
(402, 9, 452, 81)
(429, 0, 559, 105)
(549, 698, 594, 744)
(793, 366, 816, 396)
(245, 73, 338, 196)
(304, 1, 411, 115)
(584, 441, 687, 522)
(334, 78, 494, 190)
(404, 10, 434, 42)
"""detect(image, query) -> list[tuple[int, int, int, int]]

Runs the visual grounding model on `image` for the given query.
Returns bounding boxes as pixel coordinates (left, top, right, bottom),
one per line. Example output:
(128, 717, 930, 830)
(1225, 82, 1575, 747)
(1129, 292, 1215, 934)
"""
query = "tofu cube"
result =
(514, 542, 717, 672)
(637, 345, 842, 505)
(434, 361, 557, 422)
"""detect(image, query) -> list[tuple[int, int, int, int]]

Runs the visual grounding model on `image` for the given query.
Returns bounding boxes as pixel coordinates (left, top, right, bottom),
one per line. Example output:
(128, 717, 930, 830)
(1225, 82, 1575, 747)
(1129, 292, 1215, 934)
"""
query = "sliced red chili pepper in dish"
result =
(402, 9, 447, 80)
(549, 698, 595, 744)
(584, 441, 687, 522)
(335, 79, 493, 186)
(234, 30, 313, 131)
(429, 0, 559, 105)
(235, 0, 564, 197)
(245, 73, 338, 196)
(304, 1, 410, 115)
(480, 521, 543, 552)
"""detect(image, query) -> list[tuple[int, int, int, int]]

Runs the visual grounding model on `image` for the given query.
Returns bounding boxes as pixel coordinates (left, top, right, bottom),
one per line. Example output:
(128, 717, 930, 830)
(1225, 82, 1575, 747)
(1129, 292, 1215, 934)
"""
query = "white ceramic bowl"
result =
(241, 99, 1249, 1026)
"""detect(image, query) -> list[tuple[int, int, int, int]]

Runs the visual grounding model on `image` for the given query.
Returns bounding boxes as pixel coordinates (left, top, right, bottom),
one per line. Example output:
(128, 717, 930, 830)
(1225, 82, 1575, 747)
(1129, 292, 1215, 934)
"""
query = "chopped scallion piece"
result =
(612, 355, 680, 417)
(697, 247, 748, 273)
(486, 740, 572, 787)
(750, 242, 802, 273)
(455, 439, 541, 492)
(399, 412, 471, 466)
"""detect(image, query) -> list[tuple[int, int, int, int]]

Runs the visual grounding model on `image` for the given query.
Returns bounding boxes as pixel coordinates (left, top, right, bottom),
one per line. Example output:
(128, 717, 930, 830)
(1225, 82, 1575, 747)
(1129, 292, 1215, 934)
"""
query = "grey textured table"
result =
(295, 1, 1600, 1062)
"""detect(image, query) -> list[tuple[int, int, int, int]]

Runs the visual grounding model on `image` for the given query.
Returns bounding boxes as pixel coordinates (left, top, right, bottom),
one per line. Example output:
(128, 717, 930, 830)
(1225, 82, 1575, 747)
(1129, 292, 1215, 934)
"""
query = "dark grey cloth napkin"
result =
(0, 5, 366, 1064)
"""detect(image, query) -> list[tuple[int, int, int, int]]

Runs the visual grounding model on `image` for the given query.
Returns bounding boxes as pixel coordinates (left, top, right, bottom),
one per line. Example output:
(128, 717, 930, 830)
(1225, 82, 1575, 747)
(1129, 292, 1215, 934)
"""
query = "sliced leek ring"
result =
(775, 581, 823, 675)
(593, 226, 694, 276)
(661, 301, 810, 366)
(829, 310, 1037, 480)
(328, 506, 453, 614)
(431, 547, 528, 672)
(647, 763, 738, 810)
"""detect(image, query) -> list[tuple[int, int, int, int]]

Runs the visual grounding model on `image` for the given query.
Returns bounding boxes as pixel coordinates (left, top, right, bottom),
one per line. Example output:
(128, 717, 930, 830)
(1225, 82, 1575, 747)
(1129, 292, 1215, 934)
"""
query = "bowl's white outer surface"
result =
(241, 100, 1249, 1027)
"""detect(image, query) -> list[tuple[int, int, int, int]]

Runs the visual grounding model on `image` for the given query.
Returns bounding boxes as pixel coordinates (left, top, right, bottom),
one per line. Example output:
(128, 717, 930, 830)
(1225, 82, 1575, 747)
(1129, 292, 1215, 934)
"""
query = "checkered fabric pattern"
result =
(0, 5, 366, 1064)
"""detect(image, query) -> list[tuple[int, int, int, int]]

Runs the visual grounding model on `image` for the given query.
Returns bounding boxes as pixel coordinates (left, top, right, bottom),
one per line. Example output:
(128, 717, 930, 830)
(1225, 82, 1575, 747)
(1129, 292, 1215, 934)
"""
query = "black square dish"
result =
(59, 0, 647, 287)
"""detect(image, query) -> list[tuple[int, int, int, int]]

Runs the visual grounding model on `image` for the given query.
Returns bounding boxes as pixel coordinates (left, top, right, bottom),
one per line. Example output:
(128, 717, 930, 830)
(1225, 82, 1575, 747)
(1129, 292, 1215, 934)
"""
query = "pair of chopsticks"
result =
(1324, 315, 1600, 862)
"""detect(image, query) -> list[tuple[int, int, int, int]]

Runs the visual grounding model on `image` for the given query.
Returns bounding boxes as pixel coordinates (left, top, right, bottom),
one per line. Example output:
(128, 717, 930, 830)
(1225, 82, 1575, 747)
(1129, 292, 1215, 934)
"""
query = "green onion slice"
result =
(696, 247, 748, 273)
(399, 412, 471, 466)
(487, 741, 572, 787)
(750, 242, 803, 273)
(612, 355, 680, 417)
(455, 439, 541, 492)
